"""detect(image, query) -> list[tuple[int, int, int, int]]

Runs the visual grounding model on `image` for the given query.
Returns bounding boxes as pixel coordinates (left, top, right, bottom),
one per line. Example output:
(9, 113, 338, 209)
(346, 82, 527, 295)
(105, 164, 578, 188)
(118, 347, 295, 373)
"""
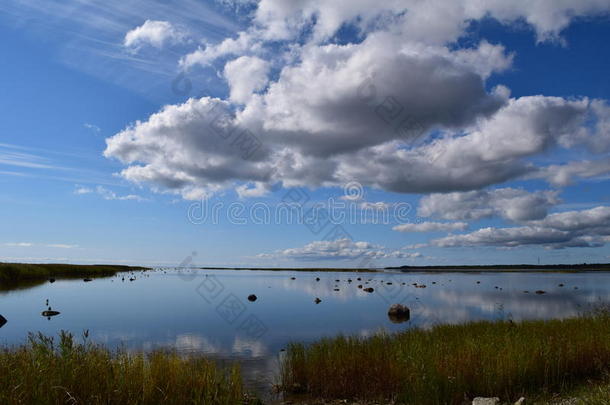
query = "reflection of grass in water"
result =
(0, 331, 260, 405)
(281, 310, 610, 404)
(0, 278, 46, 293)
(0, 263, 148, 286)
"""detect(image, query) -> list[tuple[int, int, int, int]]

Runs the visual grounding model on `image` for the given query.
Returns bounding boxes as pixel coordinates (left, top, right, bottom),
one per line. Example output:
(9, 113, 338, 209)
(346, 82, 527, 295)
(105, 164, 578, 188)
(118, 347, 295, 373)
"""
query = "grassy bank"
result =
(280, 311, 610, 404)
(0, 262, 148, 285)
(0, 331, 259, 405)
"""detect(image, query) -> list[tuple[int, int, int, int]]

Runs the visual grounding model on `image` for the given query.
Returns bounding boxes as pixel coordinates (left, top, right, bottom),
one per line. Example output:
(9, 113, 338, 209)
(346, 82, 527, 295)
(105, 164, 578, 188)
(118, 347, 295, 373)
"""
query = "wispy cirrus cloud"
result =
(74, 185, 147, 201)
(4, 242, 78, 249)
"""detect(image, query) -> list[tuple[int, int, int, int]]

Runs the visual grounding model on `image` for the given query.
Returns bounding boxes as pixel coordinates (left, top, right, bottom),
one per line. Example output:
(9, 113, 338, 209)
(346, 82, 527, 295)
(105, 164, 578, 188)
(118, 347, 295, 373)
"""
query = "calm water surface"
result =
(1, 269, 610, 393)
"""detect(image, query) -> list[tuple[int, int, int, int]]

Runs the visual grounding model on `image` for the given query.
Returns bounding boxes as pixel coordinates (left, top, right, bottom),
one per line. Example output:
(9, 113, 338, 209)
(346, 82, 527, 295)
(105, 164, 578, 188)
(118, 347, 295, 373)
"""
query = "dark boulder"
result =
(388, 304, 410, 323)
(48, 278, 56, 283)
(0, 314, 7, 328)
(247, 294, 257, 302)
(83, 278, 93, 282)
(314, 298, 322, 304)
(363, 287, 374, 293)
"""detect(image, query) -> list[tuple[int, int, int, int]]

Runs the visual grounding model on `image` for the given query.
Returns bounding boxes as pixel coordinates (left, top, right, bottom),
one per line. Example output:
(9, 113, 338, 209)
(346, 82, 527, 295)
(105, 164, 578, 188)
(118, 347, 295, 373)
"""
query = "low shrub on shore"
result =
(0, 262, 147, 284)
(0, 331, 257, 405)
(280, 310, 610, 404)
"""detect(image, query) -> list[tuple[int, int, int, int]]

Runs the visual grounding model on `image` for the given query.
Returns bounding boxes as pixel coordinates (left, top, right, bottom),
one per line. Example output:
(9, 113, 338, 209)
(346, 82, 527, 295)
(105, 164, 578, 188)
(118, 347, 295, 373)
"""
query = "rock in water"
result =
(387, 304, 410, 323)
(48, 278, 56, 283)
(83, 278, 92, 282)
(41, 310, 60, 317)
(363, 287, 374, 293)
(247, 294, 257, 302)
(472, 398, 500, 405)
(0, 314, 7, 328)
(314, 298, 321, 304)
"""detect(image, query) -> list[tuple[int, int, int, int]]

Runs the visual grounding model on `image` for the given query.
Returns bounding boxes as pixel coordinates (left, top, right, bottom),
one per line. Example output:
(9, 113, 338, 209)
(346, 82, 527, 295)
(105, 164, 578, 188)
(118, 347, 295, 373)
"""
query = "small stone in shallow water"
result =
(357, 285, 363, 289)
(535, 290, 546, 294)
(42, 310, 60, 317)
(314, 298, 321, 304)
(363, 287, 374, 293)
(333, 288, 340, 292)
(0, 314, 7, 328)
(83, 278, 92, 282)
(558, 283, 564, 287)
(290, 277, 296, 280)
(49, 278, 55, 283)
(315, 277, 320, 281)
(247, 294, 257, 302)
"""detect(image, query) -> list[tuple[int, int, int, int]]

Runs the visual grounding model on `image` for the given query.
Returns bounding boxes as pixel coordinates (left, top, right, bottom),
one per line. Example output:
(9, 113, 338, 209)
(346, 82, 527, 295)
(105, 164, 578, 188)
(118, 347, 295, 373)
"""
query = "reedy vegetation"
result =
(0, 331, 257, 405)
(0, 262, 148, 284)
(280, 311, 610, 404)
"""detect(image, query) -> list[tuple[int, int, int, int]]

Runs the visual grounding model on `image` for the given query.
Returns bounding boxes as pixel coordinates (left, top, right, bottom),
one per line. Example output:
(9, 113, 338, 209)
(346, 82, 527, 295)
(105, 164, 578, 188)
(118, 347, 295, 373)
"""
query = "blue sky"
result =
(1, 0, 610, 267)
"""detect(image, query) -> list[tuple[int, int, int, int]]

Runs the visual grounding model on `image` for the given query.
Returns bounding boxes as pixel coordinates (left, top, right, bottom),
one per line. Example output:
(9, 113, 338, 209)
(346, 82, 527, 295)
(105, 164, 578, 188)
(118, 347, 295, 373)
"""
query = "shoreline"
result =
(0, 262, 150, 288)
(2, 314, 609, 404)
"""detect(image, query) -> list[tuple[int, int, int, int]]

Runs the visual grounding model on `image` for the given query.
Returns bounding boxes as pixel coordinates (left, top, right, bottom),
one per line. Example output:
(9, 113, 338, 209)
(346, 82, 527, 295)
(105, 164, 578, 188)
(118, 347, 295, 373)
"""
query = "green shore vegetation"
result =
(0, 262, 148, 286)
(0, 331, 259, 405)
(280, 310, 610, 404)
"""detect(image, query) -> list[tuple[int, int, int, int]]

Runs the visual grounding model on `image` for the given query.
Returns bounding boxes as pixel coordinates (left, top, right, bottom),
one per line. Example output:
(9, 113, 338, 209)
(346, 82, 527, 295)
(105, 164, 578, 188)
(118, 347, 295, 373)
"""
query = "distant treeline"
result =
(386, 263, 610, 272)
(199, 267, 378, 272)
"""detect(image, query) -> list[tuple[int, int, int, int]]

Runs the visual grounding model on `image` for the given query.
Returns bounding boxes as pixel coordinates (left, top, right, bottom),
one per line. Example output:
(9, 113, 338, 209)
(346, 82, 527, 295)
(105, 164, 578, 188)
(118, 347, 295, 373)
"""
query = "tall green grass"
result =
(0, 331, 258, 405)
(280, 311, 610, 404)
(0, 262, 148, 285)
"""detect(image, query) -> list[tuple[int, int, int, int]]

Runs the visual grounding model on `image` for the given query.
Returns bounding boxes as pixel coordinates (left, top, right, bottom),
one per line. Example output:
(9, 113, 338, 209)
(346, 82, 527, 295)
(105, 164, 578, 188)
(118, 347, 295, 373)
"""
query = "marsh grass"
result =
(0, 331, 258, 405)
(280, 311, 610, 404)
(0, 262, 148, 286)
